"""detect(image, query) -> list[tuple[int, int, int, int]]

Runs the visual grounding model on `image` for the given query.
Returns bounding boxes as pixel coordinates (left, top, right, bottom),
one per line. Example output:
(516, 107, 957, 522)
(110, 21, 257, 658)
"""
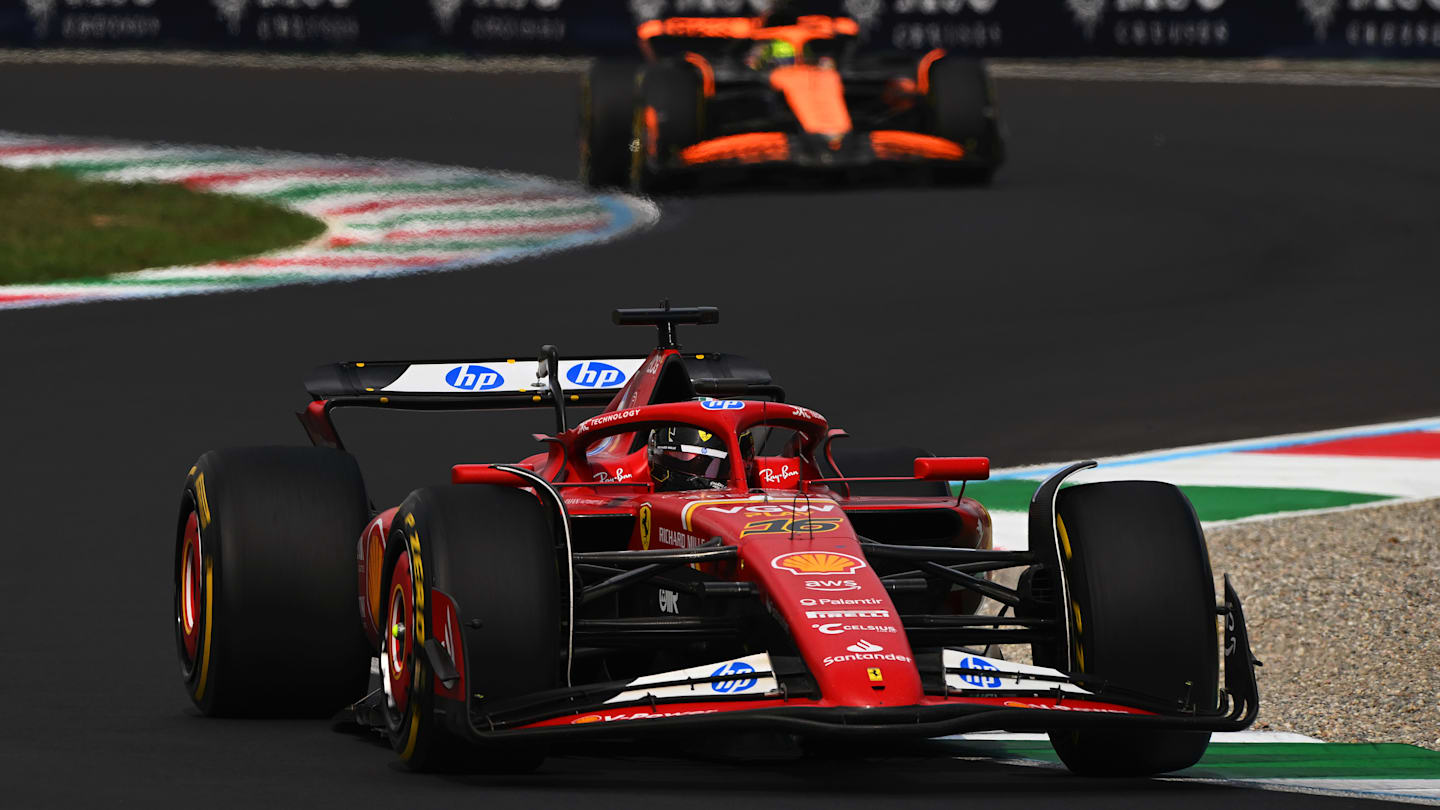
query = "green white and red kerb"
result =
(0, 133, 659, 309)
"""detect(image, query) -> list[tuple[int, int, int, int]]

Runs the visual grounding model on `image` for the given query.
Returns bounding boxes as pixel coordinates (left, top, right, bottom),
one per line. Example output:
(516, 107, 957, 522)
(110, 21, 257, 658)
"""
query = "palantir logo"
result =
(956, 655, 1002, 688)
(566, 361, 625, 389)
(444, 364, 504, 391)
(710, 661, 758, 693)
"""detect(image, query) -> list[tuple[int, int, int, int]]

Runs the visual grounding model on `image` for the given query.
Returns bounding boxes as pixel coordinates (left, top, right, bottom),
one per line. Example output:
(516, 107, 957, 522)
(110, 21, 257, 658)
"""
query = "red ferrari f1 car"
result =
(174, 305, 1257, 776)
(580, 9, 1005, 191)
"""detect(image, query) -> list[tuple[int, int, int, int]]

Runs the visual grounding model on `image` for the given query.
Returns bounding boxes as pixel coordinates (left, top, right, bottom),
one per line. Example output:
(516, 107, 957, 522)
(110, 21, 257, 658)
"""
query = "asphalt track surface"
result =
(3, 62, 1437, 808)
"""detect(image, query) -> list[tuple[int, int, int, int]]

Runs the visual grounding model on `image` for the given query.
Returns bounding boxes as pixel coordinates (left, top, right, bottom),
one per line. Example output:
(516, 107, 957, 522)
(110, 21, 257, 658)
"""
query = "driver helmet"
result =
(648, 426, 754, 492)
(760, 38, 798, 67)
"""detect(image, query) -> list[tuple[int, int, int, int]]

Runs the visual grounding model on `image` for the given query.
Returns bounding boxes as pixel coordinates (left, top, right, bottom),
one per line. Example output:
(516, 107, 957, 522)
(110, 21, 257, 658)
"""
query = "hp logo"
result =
(566, 361, 625, 389)
(700, 400, 744, 410)
(956, 656, 1002, 689)
(709, 661, 758, 693)
(444, 364, 504, 391)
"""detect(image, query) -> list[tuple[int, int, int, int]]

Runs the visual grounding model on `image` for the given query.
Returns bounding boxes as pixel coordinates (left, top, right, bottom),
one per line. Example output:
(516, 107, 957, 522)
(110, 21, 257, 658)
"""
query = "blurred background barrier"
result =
(1, 1, 1438, 59)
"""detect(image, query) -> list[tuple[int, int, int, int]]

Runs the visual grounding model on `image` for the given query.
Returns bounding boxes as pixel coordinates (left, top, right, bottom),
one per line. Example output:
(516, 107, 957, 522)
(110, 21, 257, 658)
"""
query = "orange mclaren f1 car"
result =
(580, 13, 1005, 191)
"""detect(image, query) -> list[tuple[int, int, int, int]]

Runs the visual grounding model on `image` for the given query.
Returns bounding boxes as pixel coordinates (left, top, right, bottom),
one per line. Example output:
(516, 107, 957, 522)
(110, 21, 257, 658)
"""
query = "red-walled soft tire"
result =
(175, 447, 371, 717)
(381, 485, 561, 773)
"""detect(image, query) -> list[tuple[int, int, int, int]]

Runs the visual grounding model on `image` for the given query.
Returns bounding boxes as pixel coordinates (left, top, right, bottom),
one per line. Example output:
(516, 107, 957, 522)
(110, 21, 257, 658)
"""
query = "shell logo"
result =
(771, 552, 866, 576)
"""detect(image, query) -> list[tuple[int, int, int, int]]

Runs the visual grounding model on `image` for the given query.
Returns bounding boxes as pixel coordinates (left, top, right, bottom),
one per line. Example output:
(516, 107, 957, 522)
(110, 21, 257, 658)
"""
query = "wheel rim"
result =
(177, 510, 203, 671)
(384, 551, 414, 717)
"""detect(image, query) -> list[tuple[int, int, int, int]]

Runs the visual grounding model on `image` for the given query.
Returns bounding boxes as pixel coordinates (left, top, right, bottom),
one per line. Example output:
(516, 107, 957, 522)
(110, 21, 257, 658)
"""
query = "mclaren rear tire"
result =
(1042, 481, 1219, 776)
(926, 57, 1003, 185)
(174, 447, 372, 718)
(581, 60, 639, 189)
(381, 485, 562, 773)
(631, 62, 705, 194)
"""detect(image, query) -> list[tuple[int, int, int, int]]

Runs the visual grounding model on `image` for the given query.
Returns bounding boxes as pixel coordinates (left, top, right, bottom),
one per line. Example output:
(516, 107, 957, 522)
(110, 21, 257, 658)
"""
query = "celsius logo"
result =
(700, 399, 744, 410)
(567, 361, 625, 389)
(846, 639, 884, 653)
(710, 661, 758, 693)
(444, 364, 504, 391)
(956, 655, 1001, 688)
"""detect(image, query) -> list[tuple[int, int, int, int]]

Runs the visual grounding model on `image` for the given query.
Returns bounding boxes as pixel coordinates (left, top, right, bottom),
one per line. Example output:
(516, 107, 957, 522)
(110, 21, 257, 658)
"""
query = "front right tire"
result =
(381, 485, 563, 772)
(581, 60, 639, 189)
(926, 56, 1003, 185)
(630, 62, 705, 193)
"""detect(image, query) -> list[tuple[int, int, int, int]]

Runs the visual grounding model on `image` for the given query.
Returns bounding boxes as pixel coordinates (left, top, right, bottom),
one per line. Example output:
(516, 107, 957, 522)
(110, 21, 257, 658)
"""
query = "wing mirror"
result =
(914, 457, 990, 481)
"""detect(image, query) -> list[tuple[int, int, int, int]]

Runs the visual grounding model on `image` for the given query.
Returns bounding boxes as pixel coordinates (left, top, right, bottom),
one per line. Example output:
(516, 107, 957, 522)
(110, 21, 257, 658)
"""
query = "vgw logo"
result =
(710, 661, 758, 693)
(955, 656, 1001, 688)
(566, 361, 625, 388)
(444, 364, 505, 391)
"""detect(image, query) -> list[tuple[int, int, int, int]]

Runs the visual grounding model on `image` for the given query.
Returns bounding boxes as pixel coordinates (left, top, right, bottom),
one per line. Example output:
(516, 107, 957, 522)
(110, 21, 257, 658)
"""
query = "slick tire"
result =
(631, 62, 704, 193)
(926, 57, 1003, 185)
(581, 60, 639, 188)
(175, 447, 372, 717)
(1042, 481, 1219, 776)
(381, 485, 562, 773)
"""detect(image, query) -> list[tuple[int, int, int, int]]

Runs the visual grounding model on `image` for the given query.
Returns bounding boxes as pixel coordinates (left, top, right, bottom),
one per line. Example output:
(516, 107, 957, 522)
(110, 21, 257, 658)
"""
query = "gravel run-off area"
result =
(1206, 497, 1440, 750)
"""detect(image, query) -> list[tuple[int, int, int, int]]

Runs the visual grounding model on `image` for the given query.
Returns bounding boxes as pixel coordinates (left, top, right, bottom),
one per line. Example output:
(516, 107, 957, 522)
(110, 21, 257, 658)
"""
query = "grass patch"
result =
(957, 479, 1394, 521)
(0, 167, 325, 284)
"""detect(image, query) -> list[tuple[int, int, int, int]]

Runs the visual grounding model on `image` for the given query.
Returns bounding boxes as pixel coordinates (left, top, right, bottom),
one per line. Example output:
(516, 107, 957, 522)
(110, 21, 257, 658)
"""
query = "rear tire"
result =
(927, 57, 1003, 185)
(381, 485, 562, 772)
(631, 62, 704, 194)
(174, 447, 371, 717)
(581, 60, 639, 188)
(1042, 481, 1218, 776)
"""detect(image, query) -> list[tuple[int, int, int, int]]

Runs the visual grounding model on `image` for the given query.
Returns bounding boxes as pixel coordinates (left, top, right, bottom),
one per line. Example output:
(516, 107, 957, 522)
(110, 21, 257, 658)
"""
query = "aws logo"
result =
(444, 364, 504, 391)
(566, 361, 626, 389)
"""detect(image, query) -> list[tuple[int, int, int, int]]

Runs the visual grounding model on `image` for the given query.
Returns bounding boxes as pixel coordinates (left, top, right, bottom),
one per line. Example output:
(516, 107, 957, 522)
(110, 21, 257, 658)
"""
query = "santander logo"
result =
(846, 639, 884, 653)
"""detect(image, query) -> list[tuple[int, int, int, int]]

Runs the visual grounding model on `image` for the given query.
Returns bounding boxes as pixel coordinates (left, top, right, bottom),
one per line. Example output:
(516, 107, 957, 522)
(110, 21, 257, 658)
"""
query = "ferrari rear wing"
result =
(298, 348, 776, 451)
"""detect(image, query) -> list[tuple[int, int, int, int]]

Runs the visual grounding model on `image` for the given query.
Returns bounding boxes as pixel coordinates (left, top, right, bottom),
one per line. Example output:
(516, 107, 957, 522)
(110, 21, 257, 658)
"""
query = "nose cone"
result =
(742, 537, 923, 707)
(769, 65, 853, 139)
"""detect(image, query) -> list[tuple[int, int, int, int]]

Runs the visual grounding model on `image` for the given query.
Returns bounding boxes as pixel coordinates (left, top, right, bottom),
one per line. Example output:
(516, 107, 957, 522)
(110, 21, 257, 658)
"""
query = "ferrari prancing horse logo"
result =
(639, 504, 652, 551)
